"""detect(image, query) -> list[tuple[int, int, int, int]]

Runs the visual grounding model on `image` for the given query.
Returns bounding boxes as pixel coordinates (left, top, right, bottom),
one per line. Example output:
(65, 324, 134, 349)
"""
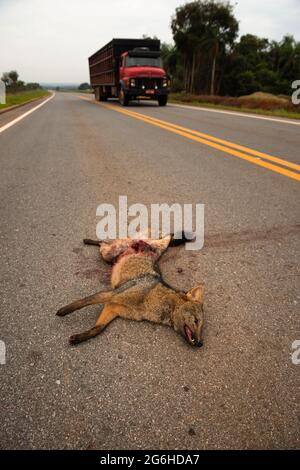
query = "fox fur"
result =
(56, 233, 205, 347)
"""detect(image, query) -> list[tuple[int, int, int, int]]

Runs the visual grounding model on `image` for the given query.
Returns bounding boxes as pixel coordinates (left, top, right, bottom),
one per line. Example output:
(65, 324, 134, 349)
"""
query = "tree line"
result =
(161, 0, 300, 96)
(1, 70, 42, 93)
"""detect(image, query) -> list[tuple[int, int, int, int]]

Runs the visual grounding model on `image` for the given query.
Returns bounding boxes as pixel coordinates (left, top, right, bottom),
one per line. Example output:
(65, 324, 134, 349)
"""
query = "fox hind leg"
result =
(69, 303, 126, 345)
(95, 303, 129, 327)
(56, 290, 114, 317)
(69, 325, 104, 345)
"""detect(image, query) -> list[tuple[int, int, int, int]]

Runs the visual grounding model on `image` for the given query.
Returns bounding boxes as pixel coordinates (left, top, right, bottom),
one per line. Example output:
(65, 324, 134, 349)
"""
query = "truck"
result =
(88, 38, 170, 106)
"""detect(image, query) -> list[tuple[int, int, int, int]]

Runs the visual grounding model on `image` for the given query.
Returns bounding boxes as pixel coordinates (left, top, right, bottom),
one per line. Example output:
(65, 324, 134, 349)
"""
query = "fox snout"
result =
(184, 324, 204, 347)
(173, 299, 204, 348)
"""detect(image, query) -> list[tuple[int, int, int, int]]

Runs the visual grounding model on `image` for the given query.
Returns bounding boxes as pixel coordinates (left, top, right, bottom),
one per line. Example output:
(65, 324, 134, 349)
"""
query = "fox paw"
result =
(69, 334, 82, 345)
(56, 306, 73, 316)
(56, 308, 66, 316)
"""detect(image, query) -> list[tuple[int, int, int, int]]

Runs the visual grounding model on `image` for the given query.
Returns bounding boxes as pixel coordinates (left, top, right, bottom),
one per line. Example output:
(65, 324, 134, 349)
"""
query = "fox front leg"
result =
(69, 303, 128, 345)
(56, 290, 114, 317)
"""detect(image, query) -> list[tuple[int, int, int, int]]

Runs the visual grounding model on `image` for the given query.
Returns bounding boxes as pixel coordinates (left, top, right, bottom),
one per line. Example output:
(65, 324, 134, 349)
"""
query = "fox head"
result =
(173, 285, 204, 347)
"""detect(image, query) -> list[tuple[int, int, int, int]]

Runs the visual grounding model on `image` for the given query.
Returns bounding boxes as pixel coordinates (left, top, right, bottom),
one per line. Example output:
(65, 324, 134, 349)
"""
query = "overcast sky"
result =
(1, 0, 299, 84)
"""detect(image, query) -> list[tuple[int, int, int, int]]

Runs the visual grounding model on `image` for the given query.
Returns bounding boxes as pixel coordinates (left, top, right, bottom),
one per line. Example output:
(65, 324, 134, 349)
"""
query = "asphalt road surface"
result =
(0, 92, 299, 450)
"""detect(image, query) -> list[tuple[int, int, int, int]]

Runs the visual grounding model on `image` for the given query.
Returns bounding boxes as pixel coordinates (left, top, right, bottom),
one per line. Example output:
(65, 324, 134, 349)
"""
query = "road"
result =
(0, 92, 299, 450)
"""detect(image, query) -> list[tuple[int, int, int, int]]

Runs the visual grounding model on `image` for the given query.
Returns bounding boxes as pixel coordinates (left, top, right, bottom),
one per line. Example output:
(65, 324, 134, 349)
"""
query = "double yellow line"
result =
(80, 96, 300, 182)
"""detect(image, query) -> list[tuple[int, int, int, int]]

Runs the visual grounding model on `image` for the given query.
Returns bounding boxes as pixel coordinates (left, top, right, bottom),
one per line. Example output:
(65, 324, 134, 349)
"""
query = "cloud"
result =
(235, 0, 300, 40)
(0, 0, 299, 83)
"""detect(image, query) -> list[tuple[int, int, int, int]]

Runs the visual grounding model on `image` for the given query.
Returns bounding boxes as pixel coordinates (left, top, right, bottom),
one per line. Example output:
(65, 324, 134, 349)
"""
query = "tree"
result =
(171, 1, 238, 94)
(220, 33, 300, 96)
(16, 80, 25, 90)
(171, 1, 206, 93)
(271, 35, 300, 92)
(221, 34, 271, 95)
(0, 71, 44, 93)
(1, 72, 10, 87)
(142, 34, 159, 40)
(78, 82, 90, 90)
(1, 70, 21, 91)
(8, 70, 19, 86)
(202, 2, 238, 94)
(161, 43, 183, 91)
(26, 82, 41, 90)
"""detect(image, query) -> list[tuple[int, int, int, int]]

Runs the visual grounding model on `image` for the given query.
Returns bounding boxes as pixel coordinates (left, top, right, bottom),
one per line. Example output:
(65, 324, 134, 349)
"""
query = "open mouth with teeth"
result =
(184, 325, 196, 345)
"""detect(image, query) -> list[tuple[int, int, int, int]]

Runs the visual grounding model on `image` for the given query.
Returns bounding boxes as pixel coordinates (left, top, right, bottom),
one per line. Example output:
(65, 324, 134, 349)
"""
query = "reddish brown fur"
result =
(57, 235, 205, 347)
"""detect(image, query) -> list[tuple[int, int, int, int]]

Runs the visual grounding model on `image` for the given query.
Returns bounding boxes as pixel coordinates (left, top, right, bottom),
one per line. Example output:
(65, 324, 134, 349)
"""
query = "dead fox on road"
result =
(56, 233, 204, 347)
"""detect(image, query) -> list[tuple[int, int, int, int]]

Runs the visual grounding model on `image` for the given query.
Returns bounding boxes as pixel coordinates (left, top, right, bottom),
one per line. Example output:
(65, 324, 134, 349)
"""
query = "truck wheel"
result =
(119, 89, 129, 106)
(99, 88, 107, 102)
(158, 96, 168, 106)
(95, 88, 100, 101)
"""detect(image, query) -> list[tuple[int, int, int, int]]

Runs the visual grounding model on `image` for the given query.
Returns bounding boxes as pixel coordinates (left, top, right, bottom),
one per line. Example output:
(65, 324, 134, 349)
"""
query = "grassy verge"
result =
(0, 90, 50, 111)
(169, 92, 300, 120)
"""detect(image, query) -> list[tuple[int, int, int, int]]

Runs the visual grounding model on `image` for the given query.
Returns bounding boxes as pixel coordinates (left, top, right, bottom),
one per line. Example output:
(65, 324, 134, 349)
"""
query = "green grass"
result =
(169, 94, 300, 121)
(0, 90, 50, 110)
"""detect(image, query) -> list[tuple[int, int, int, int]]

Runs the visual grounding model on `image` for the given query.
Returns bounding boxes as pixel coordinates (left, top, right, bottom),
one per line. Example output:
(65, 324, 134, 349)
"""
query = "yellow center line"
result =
(109, 106, 300, 172)
(79, 96, 300, 182)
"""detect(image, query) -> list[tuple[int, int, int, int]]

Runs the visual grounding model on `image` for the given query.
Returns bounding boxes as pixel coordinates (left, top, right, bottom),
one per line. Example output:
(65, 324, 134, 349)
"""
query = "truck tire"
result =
(158, 95, 168, 106)
(95, 87, 100, 101)
(119, 89, 129, 106)
(95, 87, 107, 102)
(99, 88, 107, 102)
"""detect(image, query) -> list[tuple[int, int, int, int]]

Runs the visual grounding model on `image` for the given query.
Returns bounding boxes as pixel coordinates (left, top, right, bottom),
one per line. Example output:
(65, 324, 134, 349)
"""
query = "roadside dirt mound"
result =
(239, 92, 289, 104)
(171, 91, 300, 113)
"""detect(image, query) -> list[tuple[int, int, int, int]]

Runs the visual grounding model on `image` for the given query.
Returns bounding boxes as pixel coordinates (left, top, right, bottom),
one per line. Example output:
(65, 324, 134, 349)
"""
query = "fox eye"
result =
(194, 317, 199, 325)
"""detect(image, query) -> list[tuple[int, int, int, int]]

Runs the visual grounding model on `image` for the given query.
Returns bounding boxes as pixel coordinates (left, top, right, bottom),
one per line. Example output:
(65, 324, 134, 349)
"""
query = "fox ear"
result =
(186, 285, 204, 304)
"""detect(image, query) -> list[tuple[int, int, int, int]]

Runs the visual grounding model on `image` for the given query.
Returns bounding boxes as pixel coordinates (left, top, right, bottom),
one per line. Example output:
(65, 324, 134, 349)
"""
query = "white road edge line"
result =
(0, 92, 55, 134)
(170, 103, 300, 126)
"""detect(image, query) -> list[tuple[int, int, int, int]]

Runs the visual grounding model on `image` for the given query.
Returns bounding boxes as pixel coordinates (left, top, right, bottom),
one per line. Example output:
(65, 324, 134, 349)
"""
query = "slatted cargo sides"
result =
(88, 38, 160, 88)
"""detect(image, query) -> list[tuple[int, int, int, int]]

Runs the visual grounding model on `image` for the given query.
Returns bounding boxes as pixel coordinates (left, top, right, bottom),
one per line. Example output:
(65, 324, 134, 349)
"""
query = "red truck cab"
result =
(119, 49, 169, 106)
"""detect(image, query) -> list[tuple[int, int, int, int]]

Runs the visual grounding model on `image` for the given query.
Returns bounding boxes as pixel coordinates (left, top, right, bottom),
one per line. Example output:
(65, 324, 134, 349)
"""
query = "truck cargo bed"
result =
(88, 38, 160, 87)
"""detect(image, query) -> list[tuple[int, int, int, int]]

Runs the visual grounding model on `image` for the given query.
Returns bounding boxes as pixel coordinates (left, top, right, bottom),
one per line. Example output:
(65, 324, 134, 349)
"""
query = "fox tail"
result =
(83, 239, 102, 246)
(169, 231, 195, 247)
